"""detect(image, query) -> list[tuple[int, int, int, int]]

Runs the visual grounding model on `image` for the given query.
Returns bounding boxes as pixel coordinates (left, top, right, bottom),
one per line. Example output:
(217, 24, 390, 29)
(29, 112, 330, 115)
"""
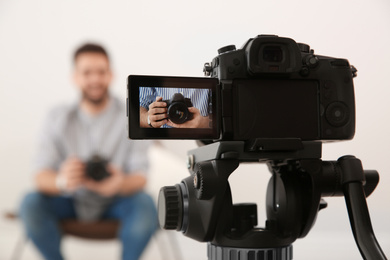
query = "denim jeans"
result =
(19, 191, 158, 260)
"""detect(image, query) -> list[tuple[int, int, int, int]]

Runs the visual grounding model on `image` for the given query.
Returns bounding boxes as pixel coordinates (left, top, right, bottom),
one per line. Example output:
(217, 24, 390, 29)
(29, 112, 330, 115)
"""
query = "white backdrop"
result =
(0, 0, 389, 259)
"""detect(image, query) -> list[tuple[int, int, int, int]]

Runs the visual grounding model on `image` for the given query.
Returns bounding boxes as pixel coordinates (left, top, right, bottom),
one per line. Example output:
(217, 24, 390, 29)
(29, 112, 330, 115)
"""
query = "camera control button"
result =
(305, 55, 319, 68)
(300, 67, 310, 76)
(325, 102, 350, 127)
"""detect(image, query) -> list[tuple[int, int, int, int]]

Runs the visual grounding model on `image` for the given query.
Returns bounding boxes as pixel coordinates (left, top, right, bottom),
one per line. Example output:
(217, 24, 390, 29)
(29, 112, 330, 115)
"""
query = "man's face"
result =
(73, 52, 112, 104)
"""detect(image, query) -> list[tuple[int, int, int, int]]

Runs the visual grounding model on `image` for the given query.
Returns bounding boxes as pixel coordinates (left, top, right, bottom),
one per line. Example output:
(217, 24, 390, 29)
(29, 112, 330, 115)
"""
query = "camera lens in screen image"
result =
(166, 93, 193, 124)
(139, 87, 212, 129)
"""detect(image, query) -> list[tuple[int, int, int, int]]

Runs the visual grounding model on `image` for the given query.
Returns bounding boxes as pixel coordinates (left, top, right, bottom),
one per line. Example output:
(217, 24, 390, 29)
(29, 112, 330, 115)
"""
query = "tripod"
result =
(158, 140, 387, 260)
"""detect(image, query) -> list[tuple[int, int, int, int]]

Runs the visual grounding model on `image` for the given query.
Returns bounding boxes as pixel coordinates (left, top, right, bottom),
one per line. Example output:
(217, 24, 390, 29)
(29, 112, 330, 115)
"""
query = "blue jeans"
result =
(19, 191, 158, 260)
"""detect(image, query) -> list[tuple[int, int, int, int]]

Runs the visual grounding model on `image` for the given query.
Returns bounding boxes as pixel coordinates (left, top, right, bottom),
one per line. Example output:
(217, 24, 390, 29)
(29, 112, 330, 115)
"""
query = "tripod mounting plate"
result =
(188, 140, 322, 166)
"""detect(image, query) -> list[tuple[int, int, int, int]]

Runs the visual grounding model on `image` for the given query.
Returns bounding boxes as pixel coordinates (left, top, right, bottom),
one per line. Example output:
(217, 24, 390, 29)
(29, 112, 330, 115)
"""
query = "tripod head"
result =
(158, 139, 387, 259)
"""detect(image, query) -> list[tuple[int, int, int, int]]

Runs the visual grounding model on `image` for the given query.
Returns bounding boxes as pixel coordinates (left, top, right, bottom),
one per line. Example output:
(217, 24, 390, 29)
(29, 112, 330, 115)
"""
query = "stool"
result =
(60, 219, 119, 239)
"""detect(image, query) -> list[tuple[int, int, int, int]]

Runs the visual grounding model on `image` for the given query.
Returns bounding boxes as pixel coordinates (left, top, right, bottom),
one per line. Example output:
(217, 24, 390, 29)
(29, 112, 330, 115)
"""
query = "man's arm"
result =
(139, 107, 150, 128)
(35, 157, 86, 195)
(84, 165, 147, 197)
(36, 162, 146, 197)
(35, 170, 61, 195)
(119, 172, 146, 195)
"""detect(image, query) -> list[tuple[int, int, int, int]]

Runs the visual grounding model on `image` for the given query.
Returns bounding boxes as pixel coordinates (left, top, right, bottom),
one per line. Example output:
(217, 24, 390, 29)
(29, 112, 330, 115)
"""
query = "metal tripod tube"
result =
(208, 243, 293, 260)
(344, 182, 387, 260)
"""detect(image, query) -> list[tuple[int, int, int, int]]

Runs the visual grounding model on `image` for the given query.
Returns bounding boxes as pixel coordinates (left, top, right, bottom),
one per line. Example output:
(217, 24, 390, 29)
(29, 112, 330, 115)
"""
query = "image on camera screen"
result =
(139, 87, 212, 129)
(127, 75, 219, 140)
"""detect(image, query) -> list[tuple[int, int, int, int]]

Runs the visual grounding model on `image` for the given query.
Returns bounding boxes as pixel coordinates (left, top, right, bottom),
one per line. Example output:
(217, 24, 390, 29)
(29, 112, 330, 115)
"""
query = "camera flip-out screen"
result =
(127, 75, 219, 139)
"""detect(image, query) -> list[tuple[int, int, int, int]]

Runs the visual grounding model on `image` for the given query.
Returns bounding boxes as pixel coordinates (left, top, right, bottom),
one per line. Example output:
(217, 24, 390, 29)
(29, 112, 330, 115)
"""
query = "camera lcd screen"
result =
(233, 79, 320, 140)
(127, 75, 219, 139)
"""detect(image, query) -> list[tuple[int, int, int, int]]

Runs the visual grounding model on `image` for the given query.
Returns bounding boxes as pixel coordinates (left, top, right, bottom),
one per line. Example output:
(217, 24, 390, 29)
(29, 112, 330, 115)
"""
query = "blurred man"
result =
(19, 43, 157, 260)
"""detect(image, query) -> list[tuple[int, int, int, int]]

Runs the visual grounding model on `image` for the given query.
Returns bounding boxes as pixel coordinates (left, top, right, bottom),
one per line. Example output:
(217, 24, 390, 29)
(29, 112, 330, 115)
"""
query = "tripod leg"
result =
(344, 182, 387, 260)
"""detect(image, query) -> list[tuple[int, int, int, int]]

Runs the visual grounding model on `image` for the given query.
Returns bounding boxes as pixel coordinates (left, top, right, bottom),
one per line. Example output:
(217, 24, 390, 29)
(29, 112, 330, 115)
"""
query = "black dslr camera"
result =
(163, 93, 193, 124)
(127, 34, 356, 141)
(85, 155, 110, 181)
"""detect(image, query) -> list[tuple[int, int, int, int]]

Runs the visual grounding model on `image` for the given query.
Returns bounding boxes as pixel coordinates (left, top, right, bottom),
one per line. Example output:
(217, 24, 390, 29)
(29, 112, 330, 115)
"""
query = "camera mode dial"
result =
(218, 45, 236, 54)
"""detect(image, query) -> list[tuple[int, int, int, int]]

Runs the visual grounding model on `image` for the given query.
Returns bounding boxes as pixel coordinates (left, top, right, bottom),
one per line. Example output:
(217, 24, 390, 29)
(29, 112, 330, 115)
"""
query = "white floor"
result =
(1, 216, 389, 260)
(0, 144, 389, 260)
(0, 217, 207, 260)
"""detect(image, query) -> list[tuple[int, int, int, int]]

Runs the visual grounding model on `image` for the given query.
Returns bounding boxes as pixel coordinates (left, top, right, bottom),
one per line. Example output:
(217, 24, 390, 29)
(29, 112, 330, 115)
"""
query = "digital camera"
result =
(127, 35, 356, 142)
(85, 155, 110, 181)
(163, 93, 193, 124)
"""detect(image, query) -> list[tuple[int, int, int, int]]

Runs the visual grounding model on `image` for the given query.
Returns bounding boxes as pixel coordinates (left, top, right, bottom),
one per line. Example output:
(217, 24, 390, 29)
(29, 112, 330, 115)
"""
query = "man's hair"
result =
(73, 43, 110, 63)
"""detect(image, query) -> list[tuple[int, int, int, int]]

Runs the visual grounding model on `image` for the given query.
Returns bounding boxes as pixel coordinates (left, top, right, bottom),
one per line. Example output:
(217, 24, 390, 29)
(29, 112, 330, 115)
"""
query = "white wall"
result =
(0, 0, 389, 259)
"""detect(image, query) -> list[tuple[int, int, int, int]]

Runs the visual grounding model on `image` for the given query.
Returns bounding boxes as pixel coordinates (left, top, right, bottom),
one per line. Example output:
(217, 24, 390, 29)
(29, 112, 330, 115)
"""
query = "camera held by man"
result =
(85, 155, 110, 181)
(162, 93, 194, 124)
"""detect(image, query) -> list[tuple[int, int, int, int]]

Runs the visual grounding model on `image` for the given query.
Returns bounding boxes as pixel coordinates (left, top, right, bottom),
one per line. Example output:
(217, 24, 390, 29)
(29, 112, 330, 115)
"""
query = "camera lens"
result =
(263, 46, 283, 62)
(168, 102, 190, 124)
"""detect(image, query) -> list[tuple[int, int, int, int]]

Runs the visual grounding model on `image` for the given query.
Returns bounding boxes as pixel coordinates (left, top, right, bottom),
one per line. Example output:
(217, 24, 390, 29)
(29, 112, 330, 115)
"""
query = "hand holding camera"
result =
(147, 93, 209, 128)
(147, 96, 168, 128)
(85, 155, 110, 181)
(84, 164, 125, 197)
(56, 157, 86, 192)
(57, 155, 117, 195)
(166, 106, 209, 128)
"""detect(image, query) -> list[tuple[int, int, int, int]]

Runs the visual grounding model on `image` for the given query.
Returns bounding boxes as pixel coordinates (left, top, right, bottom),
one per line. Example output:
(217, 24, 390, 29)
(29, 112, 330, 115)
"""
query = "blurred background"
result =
(0, 0, 389, 259)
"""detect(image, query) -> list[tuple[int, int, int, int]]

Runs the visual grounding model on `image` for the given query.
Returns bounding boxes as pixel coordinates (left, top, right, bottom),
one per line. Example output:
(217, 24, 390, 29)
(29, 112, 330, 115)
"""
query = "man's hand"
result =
(84, 164, 125, 197)
(57, 157, 86, 192)
(167, 107, 210, 128)
(147, 96, 168, 128)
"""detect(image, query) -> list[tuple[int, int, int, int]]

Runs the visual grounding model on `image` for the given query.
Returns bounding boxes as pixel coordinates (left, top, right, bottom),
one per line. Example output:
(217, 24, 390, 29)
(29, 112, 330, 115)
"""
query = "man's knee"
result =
(120, 192, 158, 234)
(130, 192, 157, 219)
(19, 192, 49, 229)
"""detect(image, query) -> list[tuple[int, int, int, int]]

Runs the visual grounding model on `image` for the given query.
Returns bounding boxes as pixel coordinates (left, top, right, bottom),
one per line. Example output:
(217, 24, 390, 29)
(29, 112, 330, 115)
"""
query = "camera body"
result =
(206, 35, 356, 141)
(162, 93, 193, 124)
(85, 155, 110, 181)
